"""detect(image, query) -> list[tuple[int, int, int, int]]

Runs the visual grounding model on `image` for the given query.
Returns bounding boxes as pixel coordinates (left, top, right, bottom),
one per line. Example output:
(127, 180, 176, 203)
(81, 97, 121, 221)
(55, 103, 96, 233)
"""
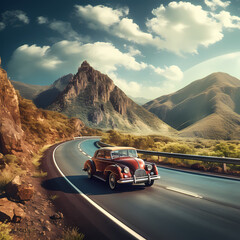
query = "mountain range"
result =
(144, 72, 240, 139)
(12, 60, 240, 139)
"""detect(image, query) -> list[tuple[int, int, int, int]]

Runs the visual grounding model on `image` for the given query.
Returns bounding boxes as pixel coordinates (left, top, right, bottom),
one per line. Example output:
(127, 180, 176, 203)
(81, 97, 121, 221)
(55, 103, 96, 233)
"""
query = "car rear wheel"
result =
(145, 180, 154, 187)
(87, 165, 93, 179)
(108, 172, 117, 190)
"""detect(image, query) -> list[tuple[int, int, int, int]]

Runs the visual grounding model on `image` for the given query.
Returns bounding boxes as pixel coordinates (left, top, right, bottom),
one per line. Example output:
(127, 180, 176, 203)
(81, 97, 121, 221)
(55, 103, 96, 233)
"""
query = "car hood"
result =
(114, 157, 145, 171)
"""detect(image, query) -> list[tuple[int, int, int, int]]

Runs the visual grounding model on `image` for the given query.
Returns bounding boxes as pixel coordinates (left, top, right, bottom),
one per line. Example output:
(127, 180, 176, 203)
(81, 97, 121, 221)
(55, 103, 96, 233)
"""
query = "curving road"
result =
(43, 138, 240, 240)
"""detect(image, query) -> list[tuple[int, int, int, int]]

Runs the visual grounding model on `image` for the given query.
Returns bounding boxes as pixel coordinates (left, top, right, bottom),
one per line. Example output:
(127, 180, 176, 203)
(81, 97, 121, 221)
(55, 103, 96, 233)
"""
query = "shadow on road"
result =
(42, 175, 146, 196)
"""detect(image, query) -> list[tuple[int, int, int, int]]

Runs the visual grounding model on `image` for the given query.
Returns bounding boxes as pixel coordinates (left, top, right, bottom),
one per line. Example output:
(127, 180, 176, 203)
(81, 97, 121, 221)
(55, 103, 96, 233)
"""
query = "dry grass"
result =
(61, 227, 85, 240)
(0, 222, 12, 240)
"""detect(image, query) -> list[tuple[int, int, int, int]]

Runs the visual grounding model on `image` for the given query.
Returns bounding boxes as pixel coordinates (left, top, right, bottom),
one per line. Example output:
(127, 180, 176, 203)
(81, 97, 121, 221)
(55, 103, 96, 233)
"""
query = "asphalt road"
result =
(43, 138, 240, 240)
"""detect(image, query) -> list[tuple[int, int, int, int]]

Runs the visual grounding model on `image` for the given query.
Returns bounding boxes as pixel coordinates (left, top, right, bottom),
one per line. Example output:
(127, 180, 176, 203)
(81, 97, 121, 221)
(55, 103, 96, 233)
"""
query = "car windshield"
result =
(111, 149, 138, 159)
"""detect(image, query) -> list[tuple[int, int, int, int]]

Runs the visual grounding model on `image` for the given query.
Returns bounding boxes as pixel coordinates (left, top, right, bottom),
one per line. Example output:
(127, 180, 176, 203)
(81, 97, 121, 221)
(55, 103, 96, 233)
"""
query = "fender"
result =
(83, 159, 96, 174)
(104, 164, 123, 180)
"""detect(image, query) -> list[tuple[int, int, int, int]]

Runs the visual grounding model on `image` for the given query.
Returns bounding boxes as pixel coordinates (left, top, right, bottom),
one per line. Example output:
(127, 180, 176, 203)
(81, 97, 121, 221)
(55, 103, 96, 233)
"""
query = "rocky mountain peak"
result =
(78, 60, 91, 72)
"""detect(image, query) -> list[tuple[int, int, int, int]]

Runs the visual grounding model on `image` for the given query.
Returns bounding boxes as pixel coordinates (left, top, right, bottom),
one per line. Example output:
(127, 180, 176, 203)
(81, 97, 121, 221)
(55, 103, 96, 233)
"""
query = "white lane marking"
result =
(53, 142, 146, 240)
(166, 186, 203, 199)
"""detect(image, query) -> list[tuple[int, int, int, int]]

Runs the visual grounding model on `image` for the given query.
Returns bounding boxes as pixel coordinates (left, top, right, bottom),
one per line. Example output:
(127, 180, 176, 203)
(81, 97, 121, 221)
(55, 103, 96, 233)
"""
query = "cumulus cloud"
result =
(75, 4, 128, 28)
(2, 10, 29, 27)
(37, 16, 49, 24)
(8, 41, 147, 84)
(150, 64, 183, 82)
(204, 0, 230, 11)
(113, 18, 154, 44)
(212, 11, 240, 29)
(75, 3, 234, 55)
(146, 1, 223, 54)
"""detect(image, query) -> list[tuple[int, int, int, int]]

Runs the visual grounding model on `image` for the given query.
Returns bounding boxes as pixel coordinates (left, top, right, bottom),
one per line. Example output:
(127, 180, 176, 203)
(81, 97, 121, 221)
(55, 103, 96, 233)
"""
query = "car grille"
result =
(134, 169, 147, 178)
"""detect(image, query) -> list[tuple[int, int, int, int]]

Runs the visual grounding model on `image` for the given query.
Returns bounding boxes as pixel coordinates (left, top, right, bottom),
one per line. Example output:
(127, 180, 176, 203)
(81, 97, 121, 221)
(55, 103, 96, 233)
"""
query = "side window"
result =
(97, 150, 104, 158)
(104, 151, 111, 159)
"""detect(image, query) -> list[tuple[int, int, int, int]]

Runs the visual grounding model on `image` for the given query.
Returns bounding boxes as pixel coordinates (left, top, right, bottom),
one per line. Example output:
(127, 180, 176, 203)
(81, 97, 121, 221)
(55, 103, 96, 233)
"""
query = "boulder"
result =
(50, 211, 64, 220)
(5, 176, 34, 201)
(0, 197, 25, 223)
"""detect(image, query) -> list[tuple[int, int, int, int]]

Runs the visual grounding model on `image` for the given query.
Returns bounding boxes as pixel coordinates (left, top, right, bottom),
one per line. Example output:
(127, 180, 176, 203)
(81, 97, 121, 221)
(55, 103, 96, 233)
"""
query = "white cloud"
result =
(113, 18, 154, 44)
(0, 22, 5, 31)
(150, 64, 183, 82)
(75, 4, 128, 28)
(109, 73, 142, 98)
(8, 41, 147, 84)
(204, 0, 230, 11)
(37, 16, 49, 24)
(146, 1, 223, 54)
(212, 11, 240, 29)
(2, 10, 29, 26)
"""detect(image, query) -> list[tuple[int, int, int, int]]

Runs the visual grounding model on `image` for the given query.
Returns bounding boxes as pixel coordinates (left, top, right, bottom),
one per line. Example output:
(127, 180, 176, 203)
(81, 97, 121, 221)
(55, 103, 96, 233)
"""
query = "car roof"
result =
(100, 146, 136, 151)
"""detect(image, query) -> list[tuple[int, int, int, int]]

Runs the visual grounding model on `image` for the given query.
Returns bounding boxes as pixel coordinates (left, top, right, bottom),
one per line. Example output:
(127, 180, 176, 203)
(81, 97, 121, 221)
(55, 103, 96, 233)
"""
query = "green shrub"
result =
(162, 142, 194, 154)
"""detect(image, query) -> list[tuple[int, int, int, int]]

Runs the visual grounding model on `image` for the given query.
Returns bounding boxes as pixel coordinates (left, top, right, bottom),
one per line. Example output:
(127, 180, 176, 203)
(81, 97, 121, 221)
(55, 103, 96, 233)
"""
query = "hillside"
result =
(49, 61, 174, 135)
(12, 74, 73, 108)
(144, 72, 240, 139)
(0, 66, 87, 156)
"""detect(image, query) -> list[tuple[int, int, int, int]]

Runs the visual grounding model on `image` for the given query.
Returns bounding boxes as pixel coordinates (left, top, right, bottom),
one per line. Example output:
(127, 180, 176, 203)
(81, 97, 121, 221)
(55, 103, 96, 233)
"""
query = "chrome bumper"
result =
(117, 174, 160, 184)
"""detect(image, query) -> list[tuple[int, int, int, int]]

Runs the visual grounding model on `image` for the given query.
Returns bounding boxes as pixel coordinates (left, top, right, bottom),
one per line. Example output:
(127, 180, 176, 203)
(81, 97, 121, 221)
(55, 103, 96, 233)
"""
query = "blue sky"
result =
(1, 0, 240, 99)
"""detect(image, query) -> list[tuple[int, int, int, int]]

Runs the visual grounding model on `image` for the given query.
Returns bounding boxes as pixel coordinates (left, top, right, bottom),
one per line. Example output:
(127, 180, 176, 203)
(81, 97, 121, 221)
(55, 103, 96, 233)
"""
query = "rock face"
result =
(144, 72, 240, 139)
(0, 67, 24, 154)
(49, 61, 174, 134)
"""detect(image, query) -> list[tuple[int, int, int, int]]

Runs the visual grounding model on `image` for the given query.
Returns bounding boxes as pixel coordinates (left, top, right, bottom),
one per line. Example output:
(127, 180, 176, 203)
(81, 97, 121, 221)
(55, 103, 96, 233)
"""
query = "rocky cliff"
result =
(0, 67, 24, 154)
(49, 61, 174, 134)
(0, 65, 87, 156)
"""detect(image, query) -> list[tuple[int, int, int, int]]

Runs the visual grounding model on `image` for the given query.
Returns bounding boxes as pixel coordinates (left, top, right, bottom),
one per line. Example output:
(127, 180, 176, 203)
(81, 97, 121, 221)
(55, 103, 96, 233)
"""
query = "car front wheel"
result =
(145, 180, 154, 187)
(108, 172, 117, 190)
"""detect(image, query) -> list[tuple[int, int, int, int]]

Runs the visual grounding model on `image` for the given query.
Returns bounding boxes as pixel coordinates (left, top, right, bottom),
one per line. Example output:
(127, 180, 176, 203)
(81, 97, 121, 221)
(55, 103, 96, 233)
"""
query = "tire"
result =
(145, 180, 154, 187)
(108, 172, 117, 190)
(87, 165, 93, 179)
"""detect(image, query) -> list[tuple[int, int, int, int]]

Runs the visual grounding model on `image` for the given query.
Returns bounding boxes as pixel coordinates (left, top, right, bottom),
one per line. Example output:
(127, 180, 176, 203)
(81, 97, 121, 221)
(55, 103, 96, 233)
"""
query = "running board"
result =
(93, 175, 106, 182)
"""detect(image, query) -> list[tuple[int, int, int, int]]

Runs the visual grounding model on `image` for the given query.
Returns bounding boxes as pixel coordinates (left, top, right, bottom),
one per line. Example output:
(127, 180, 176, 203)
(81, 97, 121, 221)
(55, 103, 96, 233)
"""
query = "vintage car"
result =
(83, 146, 160, 190)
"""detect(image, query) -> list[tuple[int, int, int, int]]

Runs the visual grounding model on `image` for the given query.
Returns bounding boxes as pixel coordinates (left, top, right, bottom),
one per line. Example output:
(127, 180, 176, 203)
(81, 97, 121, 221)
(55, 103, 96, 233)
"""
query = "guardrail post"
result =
(222, 163, 227, 173)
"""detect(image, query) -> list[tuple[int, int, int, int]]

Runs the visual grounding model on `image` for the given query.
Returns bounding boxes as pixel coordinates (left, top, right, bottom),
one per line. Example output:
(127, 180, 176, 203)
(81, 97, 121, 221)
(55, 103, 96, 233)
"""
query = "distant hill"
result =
(12, 74, 73, 108)
(144, 72, 240, 139)
(48, 61, 174, 134)
(128, 96, 150, 105)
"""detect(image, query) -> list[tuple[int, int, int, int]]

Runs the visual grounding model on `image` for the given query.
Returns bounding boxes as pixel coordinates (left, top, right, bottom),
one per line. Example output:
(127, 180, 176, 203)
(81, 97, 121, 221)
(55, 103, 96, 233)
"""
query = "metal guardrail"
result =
(98, 141, 240, 166)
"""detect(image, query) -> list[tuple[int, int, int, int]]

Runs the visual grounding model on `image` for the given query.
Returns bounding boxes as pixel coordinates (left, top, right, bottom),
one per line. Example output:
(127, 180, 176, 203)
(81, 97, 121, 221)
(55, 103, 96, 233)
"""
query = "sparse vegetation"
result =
(49, 194, 59, 201)
(0, 154, 25, 192)
(101, 131, 240, 175)
(61, 227, 85, 240)
(0, 222, 12, 240)
(32, 170, 48, 178)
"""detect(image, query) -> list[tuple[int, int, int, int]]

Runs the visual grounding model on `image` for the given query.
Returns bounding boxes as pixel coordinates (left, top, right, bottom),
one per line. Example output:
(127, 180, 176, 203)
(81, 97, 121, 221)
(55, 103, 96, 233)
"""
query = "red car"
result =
(83, 146, 160, 190)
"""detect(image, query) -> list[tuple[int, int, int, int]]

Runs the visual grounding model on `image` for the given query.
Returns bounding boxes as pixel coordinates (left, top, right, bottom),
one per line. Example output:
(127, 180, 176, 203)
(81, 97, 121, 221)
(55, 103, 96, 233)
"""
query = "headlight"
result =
(146, 164, 152, 171)
(123, 167, 130, 174)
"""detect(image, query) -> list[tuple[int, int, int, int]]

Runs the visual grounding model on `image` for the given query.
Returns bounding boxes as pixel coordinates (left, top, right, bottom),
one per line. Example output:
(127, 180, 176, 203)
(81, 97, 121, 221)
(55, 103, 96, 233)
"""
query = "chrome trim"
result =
(117, 175, 160, 184)
(93, 175, 106, 182)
